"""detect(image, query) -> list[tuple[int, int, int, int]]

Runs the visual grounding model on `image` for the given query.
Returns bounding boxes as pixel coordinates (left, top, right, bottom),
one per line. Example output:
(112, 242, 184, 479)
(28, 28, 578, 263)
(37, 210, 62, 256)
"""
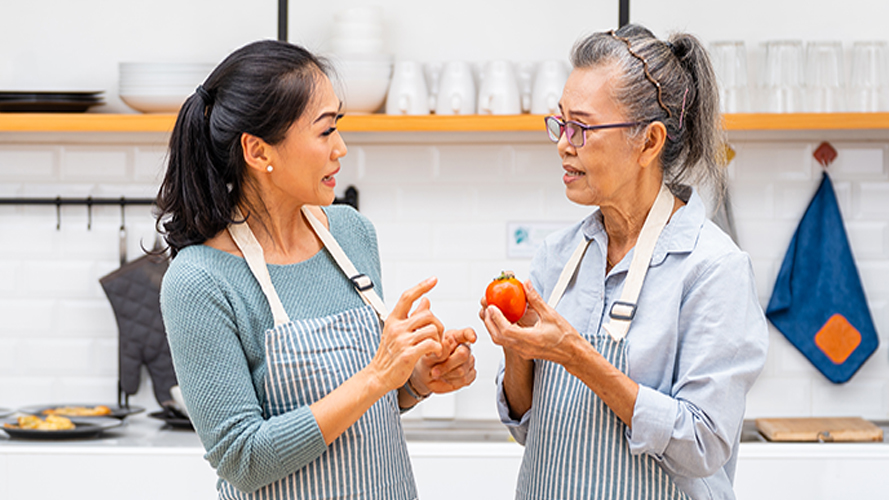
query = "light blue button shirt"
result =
(496, 189, 769, 500)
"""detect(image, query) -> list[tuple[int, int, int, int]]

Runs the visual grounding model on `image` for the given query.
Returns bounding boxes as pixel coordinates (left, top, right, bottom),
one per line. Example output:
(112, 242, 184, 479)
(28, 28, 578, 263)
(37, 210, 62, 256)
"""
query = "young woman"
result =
(157, 40, 476, 499)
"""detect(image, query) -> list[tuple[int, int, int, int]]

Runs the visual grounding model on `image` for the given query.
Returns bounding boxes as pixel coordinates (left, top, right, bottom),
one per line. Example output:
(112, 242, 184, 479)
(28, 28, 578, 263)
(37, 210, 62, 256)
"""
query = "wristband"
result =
(403, 377, 430, 401)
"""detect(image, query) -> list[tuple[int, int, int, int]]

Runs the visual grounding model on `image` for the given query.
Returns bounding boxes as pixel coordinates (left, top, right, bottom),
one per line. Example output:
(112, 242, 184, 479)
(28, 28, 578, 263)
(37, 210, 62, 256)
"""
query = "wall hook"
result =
(119, 197, 127, 267)
(55, 196, 62, 230)
(813, 141, 838, 168)
(86, 196, 93, 230)
(119, 197, 126, 231)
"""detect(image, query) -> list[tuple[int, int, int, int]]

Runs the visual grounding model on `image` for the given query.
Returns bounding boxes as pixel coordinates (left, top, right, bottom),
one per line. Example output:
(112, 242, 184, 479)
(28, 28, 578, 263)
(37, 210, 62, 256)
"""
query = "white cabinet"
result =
(409, 442, 523, 500)
(4, 416, 889, 500)
(0, 417, 218, 500)
(734, 443, 889, 500)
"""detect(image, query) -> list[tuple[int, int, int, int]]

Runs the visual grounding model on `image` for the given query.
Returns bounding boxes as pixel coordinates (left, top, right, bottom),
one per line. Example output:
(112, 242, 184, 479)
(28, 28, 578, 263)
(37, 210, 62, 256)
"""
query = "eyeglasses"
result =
(544, 115, 645, 148)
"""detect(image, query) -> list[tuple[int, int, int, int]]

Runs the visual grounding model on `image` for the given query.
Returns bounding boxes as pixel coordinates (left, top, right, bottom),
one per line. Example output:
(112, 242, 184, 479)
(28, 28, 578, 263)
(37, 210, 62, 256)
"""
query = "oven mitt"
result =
(100, 254, 177, 405)
(766, 172, 879, 383)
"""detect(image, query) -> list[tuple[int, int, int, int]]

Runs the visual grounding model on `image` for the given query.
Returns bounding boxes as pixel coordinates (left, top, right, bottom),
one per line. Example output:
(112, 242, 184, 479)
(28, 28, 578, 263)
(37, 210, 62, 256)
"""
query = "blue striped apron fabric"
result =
(517, 335, 689, 500)
(516, 184, 690, 499)
(222, 208, 416, 500)
(218, 305, 417, 500)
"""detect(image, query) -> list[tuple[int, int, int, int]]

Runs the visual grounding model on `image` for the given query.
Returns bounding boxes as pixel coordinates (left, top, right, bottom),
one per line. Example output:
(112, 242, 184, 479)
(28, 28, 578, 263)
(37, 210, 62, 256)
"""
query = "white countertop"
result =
(3, 415, 887, 456)
(3, 415, 889, 500)
(0, 413, 204, 454)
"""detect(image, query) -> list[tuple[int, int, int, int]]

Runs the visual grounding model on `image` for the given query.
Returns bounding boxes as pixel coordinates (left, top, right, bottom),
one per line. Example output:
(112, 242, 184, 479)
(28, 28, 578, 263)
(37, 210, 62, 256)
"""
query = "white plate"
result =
(120, 94, 187, 113)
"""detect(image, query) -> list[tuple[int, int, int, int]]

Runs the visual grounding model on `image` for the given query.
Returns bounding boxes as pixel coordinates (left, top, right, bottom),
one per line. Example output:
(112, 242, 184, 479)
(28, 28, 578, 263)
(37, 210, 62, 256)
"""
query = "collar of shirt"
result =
(579, 187, 706, 269)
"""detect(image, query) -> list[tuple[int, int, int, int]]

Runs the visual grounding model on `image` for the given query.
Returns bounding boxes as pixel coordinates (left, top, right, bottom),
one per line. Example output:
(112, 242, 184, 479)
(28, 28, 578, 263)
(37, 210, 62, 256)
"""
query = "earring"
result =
(266, 165, 274, 173)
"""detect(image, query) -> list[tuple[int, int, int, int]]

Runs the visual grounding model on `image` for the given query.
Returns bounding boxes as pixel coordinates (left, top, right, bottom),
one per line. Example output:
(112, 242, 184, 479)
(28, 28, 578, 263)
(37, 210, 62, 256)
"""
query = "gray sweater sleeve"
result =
(161, 261, 327, 493)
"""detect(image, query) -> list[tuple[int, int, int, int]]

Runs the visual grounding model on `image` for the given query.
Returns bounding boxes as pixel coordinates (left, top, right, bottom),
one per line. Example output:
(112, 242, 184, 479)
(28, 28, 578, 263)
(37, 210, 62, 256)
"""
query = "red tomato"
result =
(485, 271, 527, 323)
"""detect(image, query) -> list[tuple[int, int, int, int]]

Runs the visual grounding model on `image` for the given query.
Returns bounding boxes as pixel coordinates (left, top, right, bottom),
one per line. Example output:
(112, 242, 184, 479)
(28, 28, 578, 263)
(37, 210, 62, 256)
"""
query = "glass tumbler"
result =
(806, 41, 846, 112)
(848, 41, 888, 112)
(709, 41, 750, 113)
(761, 40, 805, 112)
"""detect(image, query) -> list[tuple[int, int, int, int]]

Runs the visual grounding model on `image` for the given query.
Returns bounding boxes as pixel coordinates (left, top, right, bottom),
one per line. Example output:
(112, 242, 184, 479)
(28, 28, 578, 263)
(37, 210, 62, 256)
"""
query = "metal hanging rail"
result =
(0, 197, 154, 206)
(0, 186, 359, 229)
(0, 196, 155, 230)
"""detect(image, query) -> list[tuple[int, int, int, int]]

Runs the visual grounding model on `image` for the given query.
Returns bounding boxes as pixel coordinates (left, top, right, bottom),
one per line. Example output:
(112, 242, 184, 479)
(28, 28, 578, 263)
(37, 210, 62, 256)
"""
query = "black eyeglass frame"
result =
(544, 115, 647, 148)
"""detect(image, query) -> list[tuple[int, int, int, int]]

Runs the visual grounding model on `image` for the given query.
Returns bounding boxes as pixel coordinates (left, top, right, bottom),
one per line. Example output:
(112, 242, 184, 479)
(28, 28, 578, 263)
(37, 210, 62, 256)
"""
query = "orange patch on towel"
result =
(814, 314, 861, 364)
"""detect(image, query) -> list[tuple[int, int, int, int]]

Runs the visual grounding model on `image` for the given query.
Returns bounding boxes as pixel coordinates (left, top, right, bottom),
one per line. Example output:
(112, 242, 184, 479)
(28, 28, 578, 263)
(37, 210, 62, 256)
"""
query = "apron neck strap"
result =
(548, 184, 675, 342)
(228, 206, 389, 325)
(300, 206, 389, 319)
(227, 207, 291, 327)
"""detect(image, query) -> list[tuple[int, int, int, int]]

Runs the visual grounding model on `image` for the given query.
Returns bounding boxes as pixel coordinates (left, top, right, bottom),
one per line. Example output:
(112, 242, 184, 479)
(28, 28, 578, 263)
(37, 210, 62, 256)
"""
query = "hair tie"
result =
(665, 40, 677, 55)
(195, 84, 213, 105)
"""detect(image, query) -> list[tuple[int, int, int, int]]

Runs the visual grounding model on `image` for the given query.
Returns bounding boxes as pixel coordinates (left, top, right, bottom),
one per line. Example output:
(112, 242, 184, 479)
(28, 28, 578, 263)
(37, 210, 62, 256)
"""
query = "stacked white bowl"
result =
(118, 63, 215, 113)
(327, 7, 393, 114)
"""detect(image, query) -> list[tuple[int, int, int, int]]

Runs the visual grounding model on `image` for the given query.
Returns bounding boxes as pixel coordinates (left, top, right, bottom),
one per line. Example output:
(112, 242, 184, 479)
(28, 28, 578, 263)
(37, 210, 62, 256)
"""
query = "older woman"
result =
(482, 25, 768, 500)
(157, 40, 476, 499)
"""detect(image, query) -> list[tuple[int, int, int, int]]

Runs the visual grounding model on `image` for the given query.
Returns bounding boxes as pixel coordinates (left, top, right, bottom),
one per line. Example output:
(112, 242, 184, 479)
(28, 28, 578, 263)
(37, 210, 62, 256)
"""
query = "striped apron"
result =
(517, 184, 690, 500)
(220, 206, 416, 500)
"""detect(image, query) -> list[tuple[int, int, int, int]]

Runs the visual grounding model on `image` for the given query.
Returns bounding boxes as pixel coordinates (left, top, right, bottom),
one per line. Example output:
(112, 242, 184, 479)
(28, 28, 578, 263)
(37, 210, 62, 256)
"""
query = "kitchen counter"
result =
(0, 414, 218, 500)
(3, 416, 889, 500)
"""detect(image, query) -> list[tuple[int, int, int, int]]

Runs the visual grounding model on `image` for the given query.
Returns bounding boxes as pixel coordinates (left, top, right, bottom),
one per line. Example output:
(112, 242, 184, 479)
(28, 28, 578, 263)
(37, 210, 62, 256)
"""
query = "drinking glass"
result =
(806, 41, 845, 112)
(709, 41, 750, 113)
(760, 40, 805, 112)
(848, 41, 888, 112)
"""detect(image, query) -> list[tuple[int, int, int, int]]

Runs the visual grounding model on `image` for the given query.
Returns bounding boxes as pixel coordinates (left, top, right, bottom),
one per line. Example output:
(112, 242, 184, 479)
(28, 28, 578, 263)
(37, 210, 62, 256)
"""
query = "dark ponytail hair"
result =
(571, 24, 725, 195)
(154, 40, 329, 258)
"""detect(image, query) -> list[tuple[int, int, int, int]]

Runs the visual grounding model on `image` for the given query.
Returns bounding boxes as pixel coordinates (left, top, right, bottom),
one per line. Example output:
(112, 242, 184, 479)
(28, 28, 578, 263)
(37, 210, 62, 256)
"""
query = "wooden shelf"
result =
(723, 113, 889, 130)
(2, 112, 889, 133)
(0, 113, 179, 132)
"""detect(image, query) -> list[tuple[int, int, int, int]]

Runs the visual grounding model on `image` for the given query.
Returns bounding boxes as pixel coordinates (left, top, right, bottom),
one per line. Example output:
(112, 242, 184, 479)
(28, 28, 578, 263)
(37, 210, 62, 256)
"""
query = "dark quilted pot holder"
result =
(100, 254, 177, 406)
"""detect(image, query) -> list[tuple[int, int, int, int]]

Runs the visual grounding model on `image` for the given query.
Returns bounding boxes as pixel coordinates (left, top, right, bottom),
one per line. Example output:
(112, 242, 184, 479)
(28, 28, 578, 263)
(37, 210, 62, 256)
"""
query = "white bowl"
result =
(334, 6, 383, 24)
(337, 76, 391, 114)
(119, 62, 214, 73)
(330, 38, 385, 55)
(333, 22, 384, 39)
(118, 63, 214, 94)
(330, 55, 392, 113)
(118, 88, 195, 98)
(119, 94, 187, 113)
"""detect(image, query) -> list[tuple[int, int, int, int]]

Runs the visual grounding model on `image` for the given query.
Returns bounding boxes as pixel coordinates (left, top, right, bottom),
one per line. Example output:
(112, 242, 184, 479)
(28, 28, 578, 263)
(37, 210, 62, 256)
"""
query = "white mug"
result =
(386, 61, 430, 115)
(530, 60, 568, 115)
(477, 60, 521, 115)
(515, 62, 536, 113)
(424, 62, 443, 111)
(435, 61, 476, 115)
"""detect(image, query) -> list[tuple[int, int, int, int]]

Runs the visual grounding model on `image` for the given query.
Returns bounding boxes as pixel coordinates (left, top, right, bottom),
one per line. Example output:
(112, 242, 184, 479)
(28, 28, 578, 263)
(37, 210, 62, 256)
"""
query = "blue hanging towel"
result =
(766, 172, 879, 383)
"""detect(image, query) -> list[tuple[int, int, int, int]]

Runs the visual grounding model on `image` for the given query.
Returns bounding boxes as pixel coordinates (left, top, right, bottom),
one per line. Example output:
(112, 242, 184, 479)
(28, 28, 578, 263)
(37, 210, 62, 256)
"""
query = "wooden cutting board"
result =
(755, 417, 884, 442)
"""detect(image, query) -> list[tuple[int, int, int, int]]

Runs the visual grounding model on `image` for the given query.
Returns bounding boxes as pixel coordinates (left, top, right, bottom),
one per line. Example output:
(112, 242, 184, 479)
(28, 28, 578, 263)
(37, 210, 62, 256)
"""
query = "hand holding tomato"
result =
(483, 279, 585, 368)
(485, 271, 527, 323)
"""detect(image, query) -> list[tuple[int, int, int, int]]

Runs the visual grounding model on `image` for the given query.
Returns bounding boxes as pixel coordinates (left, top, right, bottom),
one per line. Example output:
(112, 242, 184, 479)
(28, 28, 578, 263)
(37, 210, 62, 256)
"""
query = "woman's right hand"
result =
(369, 277, 445, 392)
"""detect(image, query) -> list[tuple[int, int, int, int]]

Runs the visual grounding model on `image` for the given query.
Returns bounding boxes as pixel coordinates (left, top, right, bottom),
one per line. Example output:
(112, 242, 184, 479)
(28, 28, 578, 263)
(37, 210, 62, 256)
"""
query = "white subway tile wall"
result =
(0, 133, 887, 422)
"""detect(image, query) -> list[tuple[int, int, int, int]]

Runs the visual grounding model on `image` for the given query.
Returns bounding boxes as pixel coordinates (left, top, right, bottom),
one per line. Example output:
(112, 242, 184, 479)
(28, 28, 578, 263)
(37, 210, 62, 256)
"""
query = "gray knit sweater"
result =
(160, 205, 383, 493)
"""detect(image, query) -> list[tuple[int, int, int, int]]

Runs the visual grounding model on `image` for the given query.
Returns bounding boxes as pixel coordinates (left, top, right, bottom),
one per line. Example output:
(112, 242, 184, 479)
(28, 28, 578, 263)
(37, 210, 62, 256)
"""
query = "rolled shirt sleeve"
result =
(495, 360, 532, 444)
(628, 251, 769, 479)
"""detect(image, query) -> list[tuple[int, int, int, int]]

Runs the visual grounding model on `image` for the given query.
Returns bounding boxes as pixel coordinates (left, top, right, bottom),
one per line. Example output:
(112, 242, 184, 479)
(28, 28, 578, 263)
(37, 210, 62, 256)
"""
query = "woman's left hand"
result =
(484, 280, 585, 367)
(410, 328, 478, 395)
